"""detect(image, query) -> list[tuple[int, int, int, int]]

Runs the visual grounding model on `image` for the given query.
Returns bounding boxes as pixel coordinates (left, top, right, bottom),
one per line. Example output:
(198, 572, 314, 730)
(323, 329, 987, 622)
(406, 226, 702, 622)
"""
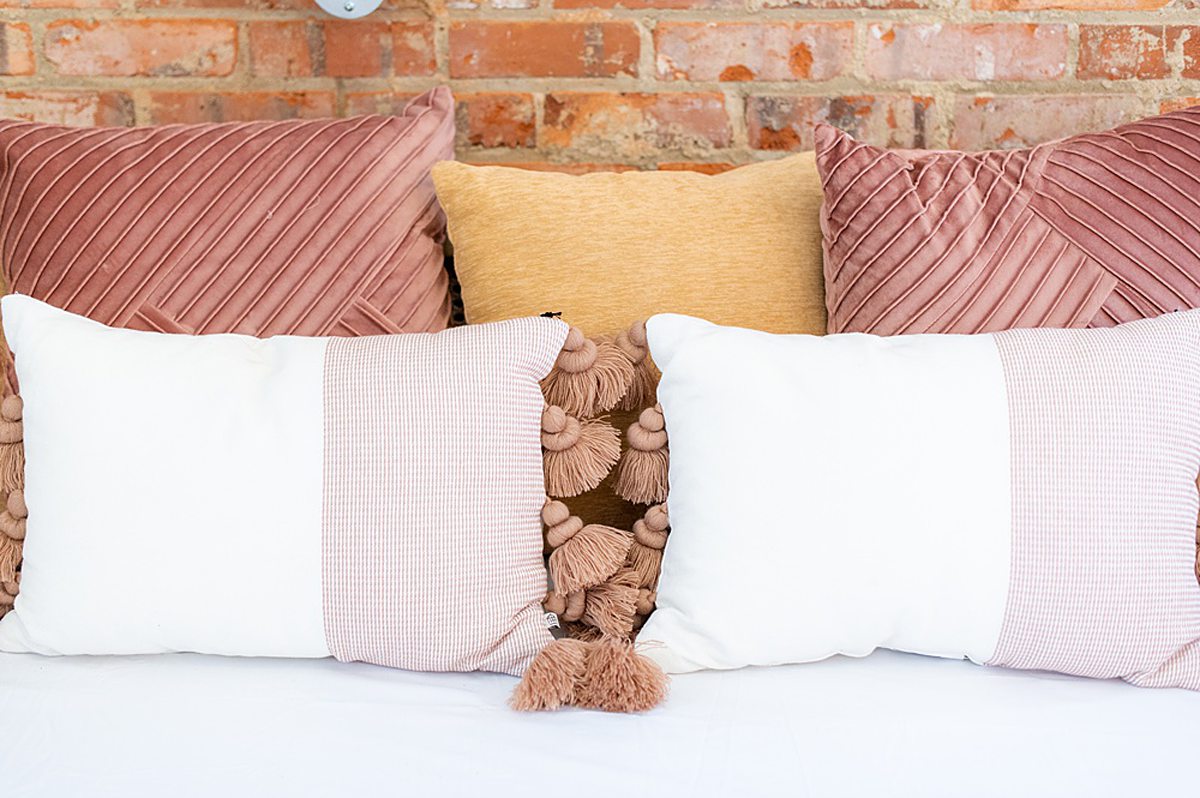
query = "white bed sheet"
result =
(2, 649, 1196, 798)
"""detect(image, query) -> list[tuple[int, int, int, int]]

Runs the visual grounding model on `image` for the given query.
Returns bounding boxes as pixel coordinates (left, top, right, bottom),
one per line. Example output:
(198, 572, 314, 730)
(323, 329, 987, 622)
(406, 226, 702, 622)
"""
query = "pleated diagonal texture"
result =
(817, 105, 1200, 336)
(0, 87, 455, 618)
(0, 86, 455, 380)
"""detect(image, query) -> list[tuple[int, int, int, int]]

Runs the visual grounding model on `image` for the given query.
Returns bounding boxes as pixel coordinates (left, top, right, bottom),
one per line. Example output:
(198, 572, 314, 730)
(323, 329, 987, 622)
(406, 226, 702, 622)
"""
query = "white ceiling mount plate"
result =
(315, 0, 383, 19)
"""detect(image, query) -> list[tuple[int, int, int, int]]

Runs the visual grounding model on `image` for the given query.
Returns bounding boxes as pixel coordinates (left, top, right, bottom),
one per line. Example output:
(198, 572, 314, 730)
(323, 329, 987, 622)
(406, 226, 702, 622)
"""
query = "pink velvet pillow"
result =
(816, 105, 1200, 336)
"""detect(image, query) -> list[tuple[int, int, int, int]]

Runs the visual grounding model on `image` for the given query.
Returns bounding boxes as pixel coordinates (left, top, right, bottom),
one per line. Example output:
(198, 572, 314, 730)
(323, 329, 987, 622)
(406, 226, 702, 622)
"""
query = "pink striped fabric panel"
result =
(817, 105, 1200, 336)
(321, 318, 567, 676)
(988, 313, 1200, 689)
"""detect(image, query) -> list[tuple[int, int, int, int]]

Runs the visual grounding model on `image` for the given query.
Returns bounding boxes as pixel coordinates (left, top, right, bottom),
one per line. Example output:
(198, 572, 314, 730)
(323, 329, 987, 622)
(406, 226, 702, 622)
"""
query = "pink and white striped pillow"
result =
(641, 312, 1200, 690)
(0, 295, 566, 676)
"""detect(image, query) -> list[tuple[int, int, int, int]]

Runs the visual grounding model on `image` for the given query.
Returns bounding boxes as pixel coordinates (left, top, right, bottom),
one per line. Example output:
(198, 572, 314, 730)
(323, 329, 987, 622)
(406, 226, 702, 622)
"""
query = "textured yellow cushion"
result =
(432, 155, 826, 337)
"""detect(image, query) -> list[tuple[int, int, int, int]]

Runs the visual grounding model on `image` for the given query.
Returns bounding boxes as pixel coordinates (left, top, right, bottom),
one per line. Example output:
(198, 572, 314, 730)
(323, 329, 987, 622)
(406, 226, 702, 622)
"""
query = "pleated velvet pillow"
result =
(817, 105, 1200, 336)
(0, 87, 455, 618)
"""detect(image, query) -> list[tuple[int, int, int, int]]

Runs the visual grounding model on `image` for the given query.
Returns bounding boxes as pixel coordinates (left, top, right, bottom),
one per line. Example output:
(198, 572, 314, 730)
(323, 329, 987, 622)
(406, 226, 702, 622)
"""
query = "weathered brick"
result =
(655, 22, 853, 82)
(44, 19, 236, 77)
(1162, 98, 1200, 114)
(656, 162, 737, 173)
(447, 0, 538, 9)
(344, 91, 419, 116)
(554, 0, 739, 8)
(951, 95, 1146, 150)
(0, 90, 132, 125)
(867, 24, 1067, 82)
(134, 0, 314, 7)
(392, 21, 436, 77)
(456, 93, 536, 149)
(541, 92, 732, 160)
(748, 95, 933, 150)
(0, 0, 120, 7)
(450, 22, 639, 79)
(249, 21, 315, 79)
(467, 161, 638, 174)
(148, 92, 335, 124)
(973, 0, 1168, 8)
(1078, 25, 1168, 80)
(324, 21, 389, 78)
(0, 23, 33, 76)
(1169, 27, 1200, 80)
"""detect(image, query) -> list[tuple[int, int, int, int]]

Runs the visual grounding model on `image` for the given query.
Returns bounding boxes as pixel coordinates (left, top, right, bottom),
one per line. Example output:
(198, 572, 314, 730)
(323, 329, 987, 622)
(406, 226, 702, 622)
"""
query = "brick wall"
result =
(0, 0, 1198, 169)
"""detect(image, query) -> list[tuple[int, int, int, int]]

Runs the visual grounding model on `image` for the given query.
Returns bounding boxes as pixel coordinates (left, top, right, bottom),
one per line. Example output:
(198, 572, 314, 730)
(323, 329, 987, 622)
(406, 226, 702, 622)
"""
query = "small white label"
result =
(544, 612, 561, 630)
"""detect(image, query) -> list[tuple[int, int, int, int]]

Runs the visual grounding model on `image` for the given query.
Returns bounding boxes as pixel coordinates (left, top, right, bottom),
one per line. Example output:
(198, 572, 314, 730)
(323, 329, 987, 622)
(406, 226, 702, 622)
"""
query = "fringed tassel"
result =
(0, 576, 17, 619)
(511, 637, 668, 713)
(0, 395, 24, 497)
(541, 406, 620, 497)
(543, 500, 632, 595)
(582, 567, 640, 640)
(510, 638, 588, 711)
(615, 320, 659, 411)
(0, 489, 25, 585)
(628, 504, 669, 590)
(615, 404, 669, 505)
(541, 327, 635, 417)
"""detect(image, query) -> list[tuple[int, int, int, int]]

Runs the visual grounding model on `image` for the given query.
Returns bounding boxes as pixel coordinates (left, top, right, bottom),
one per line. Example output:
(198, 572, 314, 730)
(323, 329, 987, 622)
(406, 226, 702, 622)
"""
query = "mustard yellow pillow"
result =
(431, 155, 826, 337)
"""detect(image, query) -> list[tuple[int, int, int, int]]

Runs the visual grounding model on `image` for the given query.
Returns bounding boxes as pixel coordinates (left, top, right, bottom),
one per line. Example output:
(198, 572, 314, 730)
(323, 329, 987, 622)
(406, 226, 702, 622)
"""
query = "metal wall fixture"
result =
(315, 0, 384, 19)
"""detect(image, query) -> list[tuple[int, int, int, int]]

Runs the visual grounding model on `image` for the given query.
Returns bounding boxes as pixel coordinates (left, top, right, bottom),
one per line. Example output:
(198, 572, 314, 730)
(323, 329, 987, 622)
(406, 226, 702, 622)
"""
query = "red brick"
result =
(1162, 98, 1200, 114)
(324, 21, 389, 78)
(541, 93, 732, 160)
(0, 90, 132, 126)
(0, 0, 120, 7)
(344, 91, 418, 116)
(1078, 26, 1168, 80)
(656, 162, 737, 173)
(654, 22, 853, 82)
(133, 0, 313, 7)
(867, 24, 1067, 82)
(762, 0, 927, 6)
(1170, 27, 1200, 80)
(747, 95, 933, 151)
(249, 21, 315, 79)
(44, 20, 236, 77)
(467, 161, 638, 175)
(392, 21, 436, 77)
(0, 23, 33, 76)
(554, 0, 738, 8)
(148, 92, 335, 125)
(973, 0, 1167, 8)
(951, 95, 1146, 150)
(450, 22, 639, 78)
(456, 93, 535, 149)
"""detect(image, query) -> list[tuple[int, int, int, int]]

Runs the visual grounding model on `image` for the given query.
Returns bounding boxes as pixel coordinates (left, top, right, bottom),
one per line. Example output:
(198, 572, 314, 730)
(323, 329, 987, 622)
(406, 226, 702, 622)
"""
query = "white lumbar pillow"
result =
(638, 313, 1200, 692)
(0, 294, 566, 676)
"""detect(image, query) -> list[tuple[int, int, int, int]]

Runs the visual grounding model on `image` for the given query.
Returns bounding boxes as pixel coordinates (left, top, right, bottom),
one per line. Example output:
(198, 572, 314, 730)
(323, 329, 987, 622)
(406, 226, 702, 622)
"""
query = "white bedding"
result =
(3, 649, 1196, 798)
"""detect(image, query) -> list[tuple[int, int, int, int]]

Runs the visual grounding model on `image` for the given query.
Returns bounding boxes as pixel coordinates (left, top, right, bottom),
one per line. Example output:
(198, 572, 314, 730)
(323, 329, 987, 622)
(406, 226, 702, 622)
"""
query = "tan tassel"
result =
(510, 637, 668, 713)
(510, 638, 589, 711)
(0, 443, 24, 495)
(560, 621, 605, 643)
(627, 504, 669, 589)
(0, 398, 22, 445)
(543, 499, 632, 595)
(0, 488, 26, 584)
(0, 535, 19, 585)
(615, 404, 669, 505)
(573, 638, 669, 713)
(542, 327, 635, 417)
(582, 567, 640, 640)
(541, 406, 620, 497)
(614, 320, 659, 411)
(543, 589, 586, 624)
